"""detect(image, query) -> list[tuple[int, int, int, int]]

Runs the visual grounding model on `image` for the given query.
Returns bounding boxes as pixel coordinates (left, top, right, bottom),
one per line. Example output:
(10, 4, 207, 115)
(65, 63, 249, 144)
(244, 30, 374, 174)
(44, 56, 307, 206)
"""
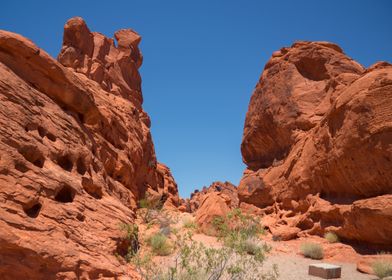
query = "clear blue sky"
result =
(2, 1, 392, 197)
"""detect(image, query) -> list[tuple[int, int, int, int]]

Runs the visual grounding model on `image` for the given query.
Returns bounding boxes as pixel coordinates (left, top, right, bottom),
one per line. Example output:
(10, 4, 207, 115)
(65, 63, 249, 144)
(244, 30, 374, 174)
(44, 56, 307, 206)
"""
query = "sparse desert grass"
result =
(132, 209, 278, 279)
(242, 237, 267, 256)
(300, 242, 324, 260)
(139, 198, 150, 209)
(324, 232, 339, 243)
(134, 232, 278, 280)
(182, 216, 198, 230)
(138, 193, 165, 223)
(212, 208, 265, 251)
(372, 259, 392, 279)
(147, 232, 172, 256)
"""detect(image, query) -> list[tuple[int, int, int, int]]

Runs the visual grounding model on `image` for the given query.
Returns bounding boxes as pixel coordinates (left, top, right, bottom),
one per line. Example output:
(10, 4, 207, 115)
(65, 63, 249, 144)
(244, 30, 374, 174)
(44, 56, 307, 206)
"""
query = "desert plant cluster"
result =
(146, 232, 172, 256)
(117, 223, 140, 262)
(324, 232, 339, 243)
(120, 203, 279, 280)
(372, 257, 392, 279)
(300, 242, 324, 260)
(212, 208, 268, 257)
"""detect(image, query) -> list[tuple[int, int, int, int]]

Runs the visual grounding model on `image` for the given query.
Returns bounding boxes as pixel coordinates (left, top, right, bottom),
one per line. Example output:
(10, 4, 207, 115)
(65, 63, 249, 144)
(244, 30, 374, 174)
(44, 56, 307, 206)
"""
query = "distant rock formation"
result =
(0, 17, 178, 279)
(185, 181, 238, 212)
(239, 41, 392, 245)
(184, 181, 238, 234)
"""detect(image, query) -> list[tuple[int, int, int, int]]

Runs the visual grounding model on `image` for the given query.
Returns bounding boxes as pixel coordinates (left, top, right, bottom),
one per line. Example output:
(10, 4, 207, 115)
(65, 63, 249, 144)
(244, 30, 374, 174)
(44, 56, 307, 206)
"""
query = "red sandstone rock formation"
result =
(357, 254, 392, 275)
(189, 181, 238, 234)
(239, 41, 392, 245)
(0, 17, 178, 279)
(195, 192, 233, 235)
(146, 163, 180, 211)
(187, 181, 238, 213)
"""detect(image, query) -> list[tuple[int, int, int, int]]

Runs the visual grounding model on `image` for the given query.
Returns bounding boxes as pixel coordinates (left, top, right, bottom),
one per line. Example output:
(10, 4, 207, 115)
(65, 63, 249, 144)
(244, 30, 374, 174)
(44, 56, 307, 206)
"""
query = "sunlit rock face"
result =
(0, 17, 178, 279)
(239, 41, 392, 245)
(184, 181, 239, 235)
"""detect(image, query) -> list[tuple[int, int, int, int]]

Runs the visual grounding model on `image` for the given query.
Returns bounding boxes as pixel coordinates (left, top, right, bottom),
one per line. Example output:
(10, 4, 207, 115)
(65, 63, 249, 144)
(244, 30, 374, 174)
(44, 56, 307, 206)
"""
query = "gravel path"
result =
(263, 254, 375, 280)
(176, 234, 375, 279)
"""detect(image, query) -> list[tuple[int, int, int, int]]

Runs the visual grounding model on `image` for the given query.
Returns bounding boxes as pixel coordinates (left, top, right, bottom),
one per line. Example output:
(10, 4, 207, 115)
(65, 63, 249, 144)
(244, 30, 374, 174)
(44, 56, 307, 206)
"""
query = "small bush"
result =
(138, 193, 166, 223)
(324, 232, 339, 243)
(372, 259, 392, 279)
(182, 217, 197, 230)
(139, 193, 164, 210)
(139, 198, 150, 209)
(242, 237, 265, 256)
(171, 227, 179, 235)
(147, 233, 172, 256)
(117, 223, 139, 262)
(212, 208, 265, 251)
(300, 242, 324, 260)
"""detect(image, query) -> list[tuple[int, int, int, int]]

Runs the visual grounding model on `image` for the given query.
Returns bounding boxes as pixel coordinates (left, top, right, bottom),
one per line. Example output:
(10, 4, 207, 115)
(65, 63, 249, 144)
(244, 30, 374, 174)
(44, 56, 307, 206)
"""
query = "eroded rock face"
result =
(186, 181, 238, 213)
(0, 17, 177, 279)
(241, 41, 364, 170)
(58, 17, 143, 108)
(194, 192, 233, 235)
(239, 41, 392, 245)
(181, 181, 238, 235)
(145, 163, 180, 211)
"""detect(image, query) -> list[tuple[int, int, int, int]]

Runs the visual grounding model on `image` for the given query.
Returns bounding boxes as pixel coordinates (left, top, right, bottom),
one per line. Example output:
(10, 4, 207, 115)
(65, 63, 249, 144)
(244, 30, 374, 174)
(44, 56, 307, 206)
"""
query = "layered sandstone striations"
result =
(0, 17, 178, 279)
(239, 41, 392, 245)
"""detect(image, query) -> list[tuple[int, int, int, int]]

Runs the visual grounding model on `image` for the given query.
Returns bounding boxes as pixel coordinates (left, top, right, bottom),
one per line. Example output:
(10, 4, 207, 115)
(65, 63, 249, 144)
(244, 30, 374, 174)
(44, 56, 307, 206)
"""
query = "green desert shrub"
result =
(324, 232, 339, 243)
(132, 209, 278, 279)
(139, 193, 166, 223)
(242, 237, 268, 256)
(300, 242, 324, 260)
(372, 259, 392, 279)
(139, 198, 150, 209)
(212, 208, 265, 252)
(134, 232, 278, 280)
(182, 216, 198, 230)
(139, 193, 165, 210)
(147, 232, 172, 256)
(117, 223, 139, 262)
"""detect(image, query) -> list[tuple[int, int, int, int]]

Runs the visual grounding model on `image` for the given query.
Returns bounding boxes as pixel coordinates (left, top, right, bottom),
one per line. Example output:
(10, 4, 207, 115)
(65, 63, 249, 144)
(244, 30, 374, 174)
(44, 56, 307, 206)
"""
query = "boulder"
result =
(195, 192, 232, 235)
(187, 181, 238, 213)
(270, 226, 301, 241)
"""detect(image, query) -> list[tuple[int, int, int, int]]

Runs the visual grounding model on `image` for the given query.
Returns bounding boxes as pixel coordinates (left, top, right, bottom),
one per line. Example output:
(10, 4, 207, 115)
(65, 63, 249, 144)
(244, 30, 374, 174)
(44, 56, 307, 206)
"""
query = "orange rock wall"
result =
(0, 17, 178, 279)
(239, 41, 392, 245)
